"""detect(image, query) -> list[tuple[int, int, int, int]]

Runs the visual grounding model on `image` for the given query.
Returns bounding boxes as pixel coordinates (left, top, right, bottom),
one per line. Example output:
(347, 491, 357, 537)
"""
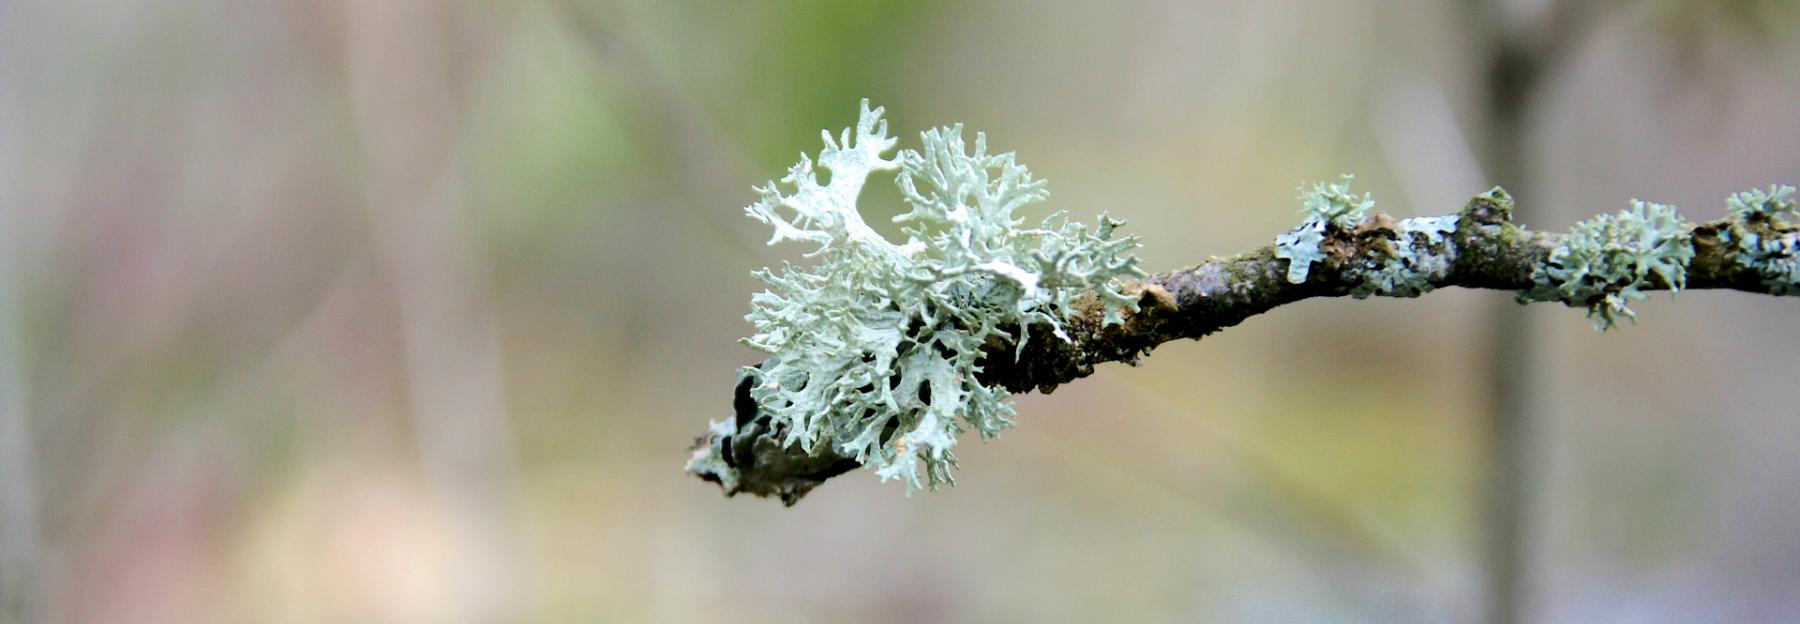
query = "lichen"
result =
(1271, 177, 1459, 297)
(1727, 185, 1797, 221)
(1301, 175, 1377, 227)
(1274, 175, 1374, 283)
(1274, 222, 1327, 283)
(728, 100, 1143, 492)
(1718, 185, 1799, 295)
(1348, 215, 1461, 299)
(1519, 199, 1695, 330)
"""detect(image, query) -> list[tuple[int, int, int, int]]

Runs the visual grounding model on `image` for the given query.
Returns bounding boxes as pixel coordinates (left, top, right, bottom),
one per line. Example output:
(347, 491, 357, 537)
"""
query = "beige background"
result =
(2, 1, 1798, 622)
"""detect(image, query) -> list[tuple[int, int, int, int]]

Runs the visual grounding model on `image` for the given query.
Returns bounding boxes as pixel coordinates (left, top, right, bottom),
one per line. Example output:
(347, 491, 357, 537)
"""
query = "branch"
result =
(688, 187, 1798, 505)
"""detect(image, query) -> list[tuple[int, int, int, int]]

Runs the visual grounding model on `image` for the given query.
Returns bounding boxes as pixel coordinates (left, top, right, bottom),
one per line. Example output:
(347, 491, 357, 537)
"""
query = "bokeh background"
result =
(2, 1, 1798, 622)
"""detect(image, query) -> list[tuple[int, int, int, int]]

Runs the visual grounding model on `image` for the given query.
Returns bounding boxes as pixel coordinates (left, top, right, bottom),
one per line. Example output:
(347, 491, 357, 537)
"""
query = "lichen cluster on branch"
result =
(1516, 199, 1695, 330)
(1718, 185, 1800, 295)
(696, 100, 1142, 495)
(686, 101, 1798, 505)
(1272, 176, 1461, 298)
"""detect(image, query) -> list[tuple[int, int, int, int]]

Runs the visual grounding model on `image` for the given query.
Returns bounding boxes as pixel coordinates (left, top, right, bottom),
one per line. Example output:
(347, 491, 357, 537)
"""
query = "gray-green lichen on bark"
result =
(684, 102, 1797, 505)
(690, 183, 1799, 505)
(715, 100, 1143, 496)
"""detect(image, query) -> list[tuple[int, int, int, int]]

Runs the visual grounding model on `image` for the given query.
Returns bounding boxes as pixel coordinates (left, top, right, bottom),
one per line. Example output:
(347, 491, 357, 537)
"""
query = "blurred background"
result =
(2, 0, 1798, 622)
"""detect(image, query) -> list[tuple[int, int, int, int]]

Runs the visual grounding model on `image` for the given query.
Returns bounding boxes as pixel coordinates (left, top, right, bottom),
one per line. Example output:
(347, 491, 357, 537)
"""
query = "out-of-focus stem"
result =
(1465, 2, 1604, 622)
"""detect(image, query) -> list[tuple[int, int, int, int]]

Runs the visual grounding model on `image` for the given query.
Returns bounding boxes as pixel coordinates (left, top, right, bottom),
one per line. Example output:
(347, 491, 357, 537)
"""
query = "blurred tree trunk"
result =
(1467, 3, 1599, 623)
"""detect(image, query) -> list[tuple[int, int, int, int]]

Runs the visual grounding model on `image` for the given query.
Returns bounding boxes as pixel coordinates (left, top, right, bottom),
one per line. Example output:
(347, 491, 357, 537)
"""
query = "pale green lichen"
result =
(1727, 185, 1797, 221)
(1274, 223, 1326, 283)
(1719, 185, 1799, 295)
(1274, 177, 1457, 297)
(1274, 175, 1374, 283)
(1348, 215, 1460, 299)
(733, 100, 1143, 492)
(1520, 199, 1695, 330)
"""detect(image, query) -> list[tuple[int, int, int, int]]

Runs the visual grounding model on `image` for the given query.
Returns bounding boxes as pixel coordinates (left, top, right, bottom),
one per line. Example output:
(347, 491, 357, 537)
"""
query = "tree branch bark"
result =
(687, 189, 1793, 505)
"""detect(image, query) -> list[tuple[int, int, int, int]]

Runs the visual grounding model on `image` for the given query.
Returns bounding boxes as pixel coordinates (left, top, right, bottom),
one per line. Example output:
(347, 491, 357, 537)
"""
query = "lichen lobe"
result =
(721, 100, 1144, 494)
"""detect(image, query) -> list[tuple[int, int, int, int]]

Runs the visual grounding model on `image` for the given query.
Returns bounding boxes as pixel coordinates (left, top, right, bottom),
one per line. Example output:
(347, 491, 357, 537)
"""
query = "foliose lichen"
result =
(1718, 185, 1799, 295)
(724, 100, 1143, 492)
(1520, 199, 1695, 330)
(1347, 215, 1460, 299)
(1273, 223, 1326, 283)
(1274, 175, 1374, 283)
(1272, 176, 1458, 297)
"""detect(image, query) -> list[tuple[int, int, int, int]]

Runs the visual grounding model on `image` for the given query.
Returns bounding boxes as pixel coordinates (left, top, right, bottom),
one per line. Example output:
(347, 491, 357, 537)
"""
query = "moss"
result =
(1464, 187, 1516, 224)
